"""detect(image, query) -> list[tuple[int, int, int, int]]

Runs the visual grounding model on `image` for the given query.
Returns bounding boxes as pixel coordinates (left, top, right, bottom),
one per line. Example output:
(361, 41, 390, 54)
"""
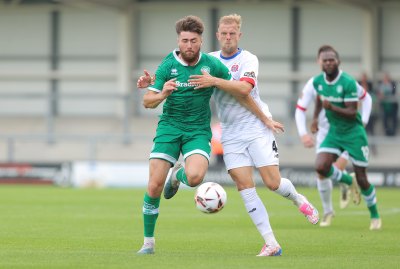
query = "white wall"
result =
(381, 7, 400, 74)
(0, 12, 50, 115)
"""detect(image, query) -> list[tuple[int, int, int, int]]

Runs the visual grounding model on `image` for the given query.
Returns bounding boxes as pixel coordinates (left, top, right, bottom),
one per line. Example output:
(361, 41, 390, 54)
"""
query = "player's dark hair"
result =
(175, 15, 204, 35)
(318, 45, 340, 59)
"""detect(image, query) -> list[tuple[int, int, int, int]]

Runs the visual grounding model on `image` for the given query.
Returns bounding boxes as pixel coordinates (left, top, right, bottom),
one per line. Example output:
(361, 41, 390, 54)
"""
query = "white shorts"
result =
(316, 126, 349, 160)
(223, 130, 279, 171)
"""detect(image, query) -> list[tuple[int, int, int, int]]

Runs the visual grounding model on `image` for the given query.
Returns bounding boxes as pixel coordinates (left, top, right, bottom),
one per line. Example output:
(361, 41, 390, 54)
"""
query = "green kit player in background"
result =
(311, 45, 381, 230)
(136, 15, 234, 255)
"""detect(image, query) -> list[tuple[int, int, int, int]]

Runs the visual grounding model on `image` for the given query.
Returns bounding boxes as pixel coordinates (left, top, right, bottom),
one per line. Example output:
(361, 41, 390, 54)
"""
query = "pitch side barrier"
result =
(1, 162, 398, 188)
(204, 165, 400, 188)
(0, 162, 71, 185)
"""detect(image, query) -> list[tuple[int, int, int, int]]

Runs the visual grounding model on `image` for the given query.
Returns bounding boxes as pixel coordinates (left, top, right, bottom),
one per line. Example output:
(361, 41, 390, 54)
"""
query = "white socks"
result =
(317, 178, 333, 215)
(144, 237, 155, 246)
(274, 177, 302, 206)
(240, 187, 279, 247)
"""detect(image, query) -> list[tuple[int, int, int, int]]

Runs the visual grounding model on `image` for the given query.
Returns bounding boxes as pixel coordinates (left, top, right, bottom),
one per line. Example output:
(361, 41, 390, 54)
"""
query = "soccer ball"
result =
(194, 182, 227, 213)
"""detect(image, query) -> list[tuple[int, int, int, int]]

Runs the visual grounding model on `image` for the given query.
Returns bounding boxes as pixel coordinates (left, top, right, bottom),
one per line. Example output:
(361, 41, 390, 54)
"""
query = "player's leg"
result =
(353, 165, 381, 230)
(247, 134, 319, 224)
(258, 165, 319, 225)
(227, 163, 281, 256)
(164, 133, 211, 199)
(223, 140, 281, 256)
(183, 153, 209, 186)
(346, 130, 382, 230)
(316, 152, 361, 204)
(316, 174, 334, 227)
(335, 151, 351, 209)
(138, 126, 181, 254)
(315, 140, 361, 204)
(315, 129, 334, 225)
(137, 158, 171, 254)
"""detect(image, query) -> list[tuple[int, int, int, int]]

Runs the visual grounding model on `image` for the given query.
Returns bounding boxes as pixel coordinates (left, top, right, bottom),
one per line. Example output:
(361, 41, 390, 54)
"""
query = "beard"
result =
(180, 50, 200, 64)
(323, 66, 339, 80)
(222, 44, 236, 55)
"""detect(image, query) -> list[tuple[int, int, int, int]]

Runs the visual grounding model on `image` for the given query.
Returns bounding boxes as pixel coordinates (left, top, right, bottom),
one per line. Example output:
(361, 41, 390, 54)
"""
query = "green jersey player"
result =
(137, 15, 232, 255)
(311, 45, 381, 230)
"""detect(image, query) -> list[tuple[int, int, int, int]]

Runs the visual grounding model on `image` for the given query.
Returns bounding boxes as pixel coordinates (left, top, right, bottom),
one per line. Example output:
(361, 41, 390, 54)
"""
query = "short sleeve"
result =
(344, 80, 358, 102)
(148, 62, 169, 93)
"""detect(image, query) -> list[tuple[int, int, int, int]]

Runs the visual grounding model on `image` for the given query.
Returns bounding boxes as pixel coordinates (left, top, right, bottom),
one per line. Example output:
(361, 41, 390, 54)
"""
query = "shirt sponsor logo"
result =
(243, 71, 256, 79)
(321, 96, 344, 102)
(176, 80, 199, 88)
(336, 85, 343, 93)
(318, 85, 323, 91)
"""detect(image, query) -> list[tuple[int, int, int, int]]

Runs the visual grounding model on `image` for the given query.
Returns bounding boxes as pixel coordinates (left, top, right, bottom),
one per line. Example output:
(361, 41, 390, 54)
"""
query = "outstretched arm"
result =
(189, 71, 283, 132)
(142, 78, 176, 109)
(236, 94, 284, 133)
(295, 108, 315, 148)
(311, 95, 322, 134)
(189, 70, 252, 97)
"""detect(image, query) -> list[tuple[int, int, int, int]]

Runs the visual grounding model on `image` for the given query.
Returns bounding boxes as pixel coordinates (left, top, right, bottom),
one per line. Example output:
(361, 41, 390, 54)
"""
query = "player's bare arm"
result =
(142, 78, 177, 109)
(190, 71, 284, 132)
(323, 100, 358, 119)
(236, 94, 284, 133)
(311, 96, 322, 134)
(189, 70, 252, 97)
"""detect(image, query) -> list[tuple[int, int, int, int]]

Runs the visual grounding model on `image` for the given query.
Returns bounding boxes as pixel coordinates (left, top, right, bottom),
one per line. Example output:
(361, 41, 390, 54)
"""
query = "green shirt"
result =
(313, 71, 363, 133)
(149, 50, 231, 131)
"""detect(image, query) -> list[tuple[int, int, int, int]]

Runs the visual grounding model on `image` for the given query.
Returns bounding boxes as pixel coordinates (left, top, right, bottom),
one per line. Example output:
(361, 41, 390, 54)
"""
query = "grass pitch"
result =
(0, 185, 399, 269)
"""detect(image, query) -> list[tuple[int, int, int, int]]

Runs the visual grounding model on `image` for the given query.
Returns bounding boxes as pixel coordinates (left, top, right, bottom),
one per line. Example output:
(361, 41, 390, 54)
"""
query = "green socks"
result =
(176, 167, 189, 185)
(361, 185, 380, 219)
(143, 192, 160, 237)
(326, 166, 352, 185)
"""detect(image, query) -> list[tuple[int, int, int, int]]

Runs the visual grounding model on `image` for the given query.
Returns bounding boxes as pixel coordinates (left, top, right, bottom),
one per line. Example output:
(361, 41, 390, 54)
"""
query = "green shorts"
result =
(317, 126, 369, 167)
(149, 120, 211, 166)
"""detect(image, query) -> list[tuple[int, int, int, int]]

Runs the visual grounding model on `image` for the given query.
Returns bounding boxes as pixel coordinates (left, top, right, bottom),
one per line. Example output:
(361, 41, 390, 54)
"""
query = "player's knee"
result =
(315, 163, 329, 176)
(265, 180, 279, 191)
(355, 175, 370, 190)
(148, 181, 164, 197)
(185, 170, 205, 187)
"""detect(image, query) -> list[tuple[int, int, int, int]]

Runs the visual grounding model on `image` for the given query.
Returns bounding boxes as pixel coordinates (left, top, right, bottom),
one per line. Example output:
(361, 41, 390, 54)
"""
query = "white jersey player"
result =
(295, 74, 372, 226)
(209, 49, 276, 169)
(189, 14, 320, 257)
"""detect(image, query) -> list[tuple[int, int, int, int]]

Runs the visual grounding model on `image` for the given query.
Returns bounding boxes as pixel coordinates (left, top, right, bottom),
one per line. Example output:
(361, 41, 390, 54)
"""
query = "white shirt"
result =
(209, 49, 272, 145)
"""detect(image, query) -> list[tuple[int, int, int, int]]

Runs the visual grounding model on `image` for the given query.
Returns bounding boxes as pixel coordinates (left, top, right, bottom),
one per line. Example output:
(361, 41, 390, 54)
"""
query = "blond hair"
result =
(218, 14, 242, 29)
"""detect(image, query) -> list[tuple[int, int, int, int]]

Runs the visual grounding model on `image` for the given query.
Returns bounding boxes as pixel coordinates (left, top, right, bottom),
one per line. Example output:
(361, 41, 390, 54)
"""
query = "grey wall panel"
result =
(60, 10, 118, 57)
(300, 5, 363, 59)
(58, 9, 119, 116)
(59, 80, 118, 116)
(0, 81, 49, 115)
(0, 12, 49, 56)
(381, 7, 400, 58)
(138, 9, 212, 58)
